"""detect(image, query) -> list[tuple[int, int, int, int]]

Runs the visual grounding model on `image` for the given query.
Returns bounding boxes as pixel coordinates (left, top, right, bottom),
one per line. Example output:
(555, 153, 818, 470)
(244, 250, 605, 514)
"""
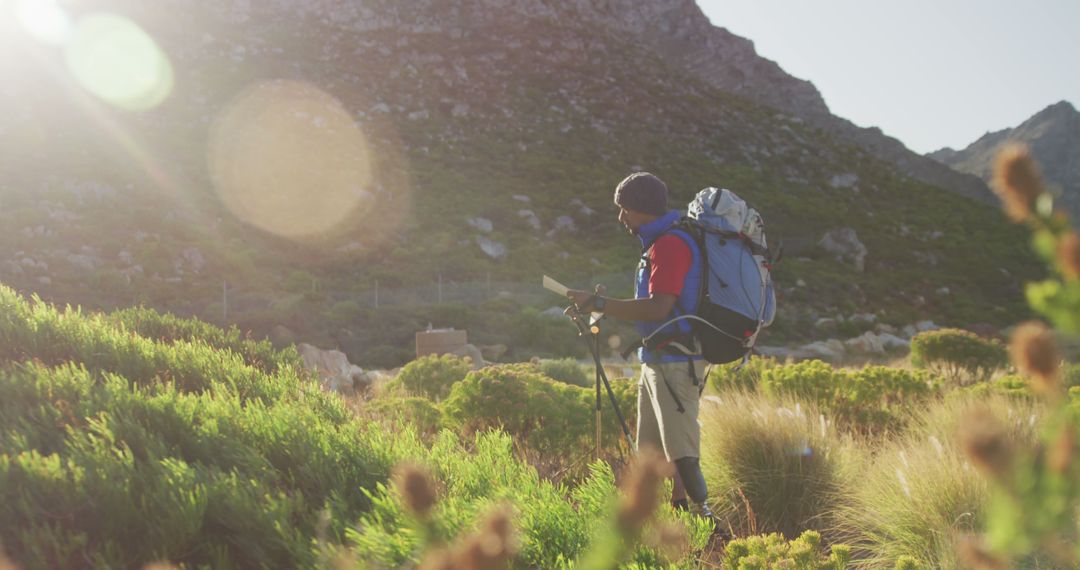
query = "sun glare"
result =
(64, 13, 173, 111)
(208, 81, 382, 240)
(15, 0, 71, 45)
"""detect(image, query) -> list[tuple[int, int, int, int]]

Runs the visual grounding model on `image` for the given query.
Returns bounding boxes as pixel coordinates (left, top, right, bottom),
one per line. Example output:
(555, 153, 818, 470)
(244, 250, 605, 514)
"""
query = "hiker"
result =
(566, 172, 716, 521)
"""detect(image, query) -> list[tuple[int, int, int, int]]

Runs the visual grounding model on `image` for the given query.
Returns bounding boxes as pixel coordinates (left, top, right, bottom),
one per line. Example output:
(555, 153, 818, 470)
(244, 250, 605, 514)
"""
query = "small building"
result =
(415, 328, 467, 359)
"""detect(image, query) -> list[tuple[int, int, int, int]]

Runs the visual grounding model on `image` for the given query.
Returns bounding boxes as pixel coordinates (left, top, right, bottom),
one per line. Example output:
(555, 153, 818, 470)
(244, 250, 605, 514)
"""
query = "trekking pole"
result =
(595, 330, 602, 460)
(566, 303, 634, 453)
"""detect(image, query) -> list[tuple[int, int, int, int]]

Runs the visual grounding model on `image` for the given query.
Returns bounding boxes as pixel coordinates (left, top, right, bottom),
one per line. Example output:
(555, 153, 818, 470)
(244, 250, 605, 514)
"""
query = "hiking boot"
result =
(690, 501, 732, 541)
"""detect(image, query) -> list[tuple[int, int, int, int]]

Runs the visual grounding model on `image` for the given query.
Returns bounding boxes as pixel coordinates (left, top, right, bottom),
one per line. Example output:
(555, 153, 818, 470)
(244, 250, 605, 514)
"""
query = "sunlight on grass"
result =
(64, 13, 173, 110)
(208, 80, 401, 240)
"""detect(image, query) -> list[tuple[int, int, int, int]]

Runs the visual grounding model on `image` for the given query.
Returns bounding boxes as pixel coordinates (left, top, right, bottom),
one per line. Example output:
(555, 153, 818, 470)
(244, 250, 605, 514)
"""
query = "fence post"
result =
(374, 280, 379, 310)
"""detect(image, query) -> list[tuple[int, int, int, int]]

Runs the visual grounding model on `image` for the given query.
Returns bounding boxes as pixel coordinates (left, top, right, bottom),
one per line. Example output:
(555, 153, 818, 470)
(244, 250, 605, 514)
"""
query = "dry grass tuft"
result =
(1009, 321, 1062, 395)
(418, 505, 517, 570)
(992, 143, 1044, 222)
(394, 463, 438, 519)
(616, 447, 673, 535)
(958, 406, 1014, 481)
(1057, 231, 1080, 280)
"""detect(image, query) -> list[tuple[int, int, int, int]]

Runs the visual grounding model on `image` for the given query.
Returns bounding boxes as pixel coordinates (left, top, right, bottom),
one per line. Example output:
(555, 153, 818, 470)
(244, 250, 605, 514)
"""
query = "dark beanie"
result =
(614, 172, 667, 216)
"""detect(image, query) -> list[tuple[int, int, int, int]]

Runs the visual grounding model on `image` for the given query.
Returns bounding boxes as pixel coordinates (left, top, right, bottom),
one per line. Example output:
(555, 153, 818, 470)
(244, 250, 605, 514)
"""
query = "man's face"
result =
(617, 207, 652, 234)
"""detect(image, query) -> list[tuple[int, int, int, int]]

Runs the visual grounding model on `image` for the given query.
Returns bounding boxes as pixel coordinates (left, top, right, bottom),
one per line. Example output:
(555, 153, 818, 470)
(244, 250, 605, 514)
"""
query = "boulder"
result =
(298, 342, 367, 394)
(877, 333, 910, 350)
(799, 339, 845, 361)
(67, 254, 98, 271)
(517, 209, 541, 231)
(478, 344, 508, 361)
(541, 306, 568, 319)
(844, 332, 885, 354)
(819, 228, 868, 272)
(814, 318, 838, 332)
(850, 313, 877, 325)
(756, 338, 846, 360)
(467, 217, 494, 233)
(915, 320, 939, 333)
(829, 173, 859, 189)
(451, 343, 485, 369)
(874, 323, 898, 335)
(475, 236, 508, 259)
(552, 215, 576, 232)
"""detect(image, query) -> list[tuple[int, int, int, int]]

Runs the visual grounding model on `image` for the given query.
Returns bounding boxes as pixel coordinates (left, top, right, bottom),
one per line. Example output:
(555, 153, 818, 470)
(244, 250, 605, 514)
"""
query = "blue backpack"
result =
(654, 188, 779, 364)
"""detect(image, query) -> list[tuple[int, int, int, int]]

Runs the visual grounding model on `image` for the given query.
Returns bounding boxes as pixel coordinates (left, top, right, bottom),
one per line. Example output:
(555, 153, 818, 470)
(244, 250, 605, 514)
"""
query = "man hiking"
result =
(566, 172, 718, 525)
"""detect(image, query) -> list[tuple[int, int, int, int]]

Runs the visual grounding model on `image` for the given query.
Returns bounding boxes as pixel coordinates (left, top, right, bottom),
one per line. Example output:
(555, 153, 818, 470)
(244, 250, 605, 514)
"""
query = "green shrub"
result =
(538, 358, 591, 387)
(707, 356, 778, 393)
(0, 362, 400, 568)
(835, 394, 1046, 568)
(910, 328, 1008, 385)
(390, 354, 471, 401)
(367, 396, 443, 435)
(107, 305, 301, 373)
(959, 373, 1039, 401)
(700, 391, 858, 539)
(759, 360, 936, 434)
(441, 364, 636, 456)
(1063, 363, 1080, 389)
(0, 286, 316, 406)
(347, 432, 711, 569)
(722, 530, 852, 569)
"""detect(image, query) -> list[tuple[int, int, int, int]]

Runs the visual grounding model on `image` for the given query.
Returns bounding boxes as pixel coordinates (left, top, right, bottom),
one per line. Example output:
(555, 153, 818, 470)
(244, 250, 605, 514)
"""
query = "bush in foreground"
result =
(347, 432, 712, 569)
(722, 530, 851, 569)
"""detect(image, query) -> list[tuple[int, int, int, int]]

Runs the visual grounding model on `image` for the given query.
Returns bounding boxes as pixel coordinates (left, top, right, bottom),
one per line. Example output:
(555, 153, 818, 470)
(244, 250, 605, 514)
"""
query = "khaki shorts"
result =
(636, 359, 707, 462)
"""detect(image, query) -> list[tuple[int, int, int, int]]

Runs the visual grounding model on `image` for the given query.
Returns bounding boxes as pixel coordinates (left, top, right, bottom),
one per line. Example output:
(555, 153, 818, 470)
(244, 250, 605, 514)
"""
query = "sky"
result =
(696, 0, 1080, 154)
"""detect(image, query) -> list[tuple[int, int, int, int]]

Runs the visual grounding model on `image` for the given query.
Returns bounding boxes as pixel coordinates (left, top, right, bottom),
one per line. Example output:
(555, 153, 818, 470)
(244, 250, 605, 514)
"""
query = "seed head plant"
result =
(959, 145, 1080, 568)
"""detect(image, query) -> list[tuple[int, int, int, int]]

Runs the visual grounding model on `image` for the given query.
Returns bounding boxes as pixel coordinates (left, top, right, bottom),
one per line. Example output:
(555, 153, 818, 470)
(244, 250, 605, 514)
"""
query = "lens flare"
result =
(209, 81, 381, 240)
(64, 13, 173, 111)
(16, 0, 72, 45)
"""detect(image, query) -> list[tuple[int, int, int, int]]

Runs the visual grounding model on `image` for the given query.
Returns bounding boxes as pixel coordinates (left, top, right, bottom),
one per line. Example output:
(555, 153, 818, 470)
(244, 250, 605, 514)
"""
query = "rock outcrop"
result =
(298, 342, 373, 394)
(819, 228, 868, 272)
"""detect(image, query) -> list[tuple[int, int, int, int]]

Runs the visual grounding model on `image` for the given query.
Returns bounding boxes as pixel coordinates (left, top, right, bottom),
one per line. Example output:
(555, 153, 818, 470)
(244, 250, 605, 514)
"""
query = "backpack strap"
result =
(641, 222, 700, 327)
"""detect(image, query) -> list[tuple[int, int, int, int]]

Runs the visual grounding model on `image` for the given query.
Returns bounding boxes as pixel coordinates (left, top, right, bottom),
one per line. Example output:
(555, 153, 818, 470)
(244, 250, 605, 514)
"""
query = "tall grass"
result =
(699, 391, 860, 539)
(835, 394, 1045, 568)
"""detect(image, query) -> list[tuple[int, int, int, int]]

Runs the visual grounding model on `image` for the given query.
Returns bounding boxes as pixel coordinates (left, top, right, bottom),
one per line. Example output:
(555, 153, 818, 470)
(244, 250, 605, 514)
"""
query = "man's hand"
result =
(565, 289, 593, 312)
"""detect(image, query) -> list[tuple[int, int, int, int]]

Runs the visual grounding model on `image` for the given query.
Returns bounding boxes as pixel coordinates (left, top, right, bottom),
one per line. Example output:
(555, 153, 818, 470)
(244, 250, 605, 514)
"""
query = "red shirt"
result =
(648, 234, 692, 296)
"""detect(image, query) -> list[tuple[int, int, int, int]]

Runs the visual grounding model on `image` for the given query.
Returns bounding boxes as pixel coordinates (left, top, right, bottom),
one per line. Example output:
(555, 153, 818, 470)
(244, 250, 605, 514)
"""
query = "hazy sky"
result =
(697, 0, 1080, 154)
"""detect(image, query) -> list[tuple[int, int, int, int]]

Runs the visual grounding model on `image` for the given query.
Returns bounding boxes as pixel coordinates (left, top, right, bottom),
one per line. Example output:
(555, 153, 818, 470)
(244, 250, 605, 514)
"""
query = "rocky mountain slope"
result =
(0, 0, 1040, 366)
(929, 100, 1080, 218)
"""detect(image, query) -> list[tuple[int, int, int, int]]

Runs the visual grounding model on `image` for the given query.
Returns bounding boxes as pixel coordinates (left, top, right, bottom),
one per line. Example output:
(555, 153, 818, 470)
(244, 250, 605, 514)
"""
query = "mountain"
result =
(929, 100, 1080, 218)
(585, 0, 997, 204)
(0, 0, 1040, 366)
